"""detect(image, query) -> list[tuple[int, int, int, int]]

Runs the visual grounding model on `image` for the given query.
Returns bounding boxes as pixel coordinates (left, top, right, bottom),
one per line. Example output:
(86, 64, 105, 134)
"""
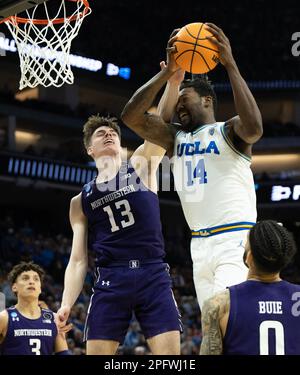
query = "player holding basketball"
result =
(0, 262, 71, 355)
(121, 23, 263, 309)
(200, 220, 300, 355)
(57, 115, 181, 355)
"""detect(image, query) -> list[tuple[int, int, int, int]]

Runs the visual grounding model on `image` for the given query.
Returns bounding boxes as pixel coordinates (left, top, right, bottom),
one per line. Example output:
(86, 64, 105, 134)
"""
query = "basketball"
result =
(174, 22, 220, 74)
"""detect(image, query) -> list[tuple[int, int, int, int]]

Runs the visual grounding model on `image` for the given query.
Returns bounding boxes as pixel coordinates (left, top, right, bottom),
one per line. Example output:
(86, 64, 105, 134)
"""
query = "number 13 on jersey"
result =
(103, 199, 135, 232)
(186, 160, 208, 186)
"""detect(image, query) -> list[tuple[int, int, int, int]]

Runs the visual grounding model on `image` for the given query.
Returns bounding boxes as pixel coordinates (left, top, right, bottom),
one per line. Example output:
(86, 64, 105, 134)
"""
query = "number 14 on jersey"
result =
(186, 160, 208, 186)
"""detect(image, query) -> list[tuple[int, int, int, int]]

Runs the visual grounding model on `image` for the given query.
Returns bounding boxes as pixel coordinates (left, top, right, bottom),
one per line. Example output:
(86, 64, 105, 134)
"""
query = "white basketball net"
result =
(5, 0, 91, 90)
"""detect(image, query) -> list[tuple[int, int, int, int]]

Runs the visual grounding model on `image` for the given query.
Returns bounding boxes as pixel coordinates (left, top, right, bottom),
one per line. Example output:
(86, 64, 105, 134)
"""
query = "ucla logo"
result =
(177, 141, 220, 157)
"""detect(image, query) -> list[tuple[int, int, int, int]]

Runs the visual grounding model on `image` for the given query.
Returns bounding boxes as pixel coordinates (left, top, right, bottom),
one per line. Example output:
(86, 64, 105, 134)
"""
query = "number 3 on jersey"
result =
(103, 199, 135, 232)
(186, 160, 208, 186)
(29, 338, 41, 355)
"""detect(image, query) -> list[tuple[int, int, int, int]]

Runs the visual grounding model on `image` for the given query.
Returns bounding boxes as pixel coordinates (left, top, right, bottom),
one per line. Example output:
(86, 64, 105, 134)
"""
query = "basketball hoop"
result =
(2, 0, 91, 90)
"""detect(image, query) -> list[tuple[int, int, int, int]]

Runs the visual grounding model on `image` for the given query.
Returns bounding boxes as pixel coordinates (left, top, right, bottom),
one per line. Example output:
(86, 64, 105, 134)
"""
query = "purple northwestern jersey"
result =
(81, 161, 165, 266)
(224, 280, 300, 355)
(1, 307, 57, 355)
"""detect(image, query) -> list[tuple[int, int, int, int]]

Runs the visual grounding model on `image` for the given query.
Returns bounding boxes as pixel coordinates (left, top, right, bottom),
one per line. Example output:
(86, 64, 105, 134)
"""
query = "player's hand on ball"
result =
(165, 29, 181, 73)
(160, 61, 185, 85)
(204, 23, 235, 68)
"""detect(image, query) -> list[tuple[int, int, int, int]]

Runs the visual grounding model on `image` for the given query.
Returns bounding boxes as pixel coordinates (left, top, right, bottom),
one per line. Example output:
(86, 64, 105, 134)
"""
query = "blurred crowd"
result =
(0, 214, 201, 355)
(1, 212, 300, 354)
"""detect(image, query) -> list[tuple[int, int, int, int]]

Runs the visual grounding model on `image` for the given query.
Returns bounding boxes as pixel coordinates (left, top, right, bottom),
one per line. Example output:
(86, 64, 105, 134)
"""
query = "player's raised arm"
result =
(57, 194, 88, 327)
(205, 23, 263, 144)
(157, 61, 185, 123)
(130, 66, 184, 191)
(121, 31, 181, 153)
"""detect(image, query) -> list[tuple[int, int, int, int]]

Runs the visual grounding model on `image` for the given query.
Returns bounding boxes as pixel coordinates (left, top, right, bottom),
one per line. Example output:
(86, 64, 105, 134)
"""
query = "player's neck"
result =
(188, 114, 216, 132)
(247, 269, 281, 283)
(201, 113, 216, 125)
(95, 154, 122, 183)
(15, 299, 41, 319)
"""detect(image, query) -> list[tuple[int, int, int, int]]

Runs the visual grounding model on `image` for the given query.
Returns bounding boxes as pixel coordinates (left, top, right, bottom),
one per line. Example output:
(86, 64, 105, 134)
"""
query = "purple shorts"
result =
(83, 262, 182, 343)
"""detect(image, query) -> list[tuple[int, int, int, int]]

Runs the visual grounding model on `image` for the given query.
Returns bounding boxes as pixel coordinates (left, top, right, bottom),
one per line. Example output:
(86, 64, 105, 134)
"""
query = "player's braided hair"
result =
(8, 262, 45, 285)
(83, 114, 121, 150)
(180, 74, 217, 115)
(249, 220, 297, 273)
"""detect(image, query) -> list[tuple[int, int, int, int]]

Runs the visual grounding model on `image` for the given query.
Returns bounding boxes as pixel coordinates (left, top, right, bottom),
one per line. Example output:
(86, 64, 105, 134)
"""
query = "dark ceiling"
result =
(0, 0, 299, 86)
(73, 0, 300, 84)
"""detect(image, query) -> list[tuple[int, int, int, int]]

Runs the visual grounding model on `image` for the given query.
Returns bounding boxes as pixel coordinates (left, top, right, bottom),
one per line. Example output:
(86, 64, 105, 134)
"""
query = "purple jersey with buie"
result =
(224, 280, 300, 355)
(1, 307, 57, 355)
(81, 161, 165, 266)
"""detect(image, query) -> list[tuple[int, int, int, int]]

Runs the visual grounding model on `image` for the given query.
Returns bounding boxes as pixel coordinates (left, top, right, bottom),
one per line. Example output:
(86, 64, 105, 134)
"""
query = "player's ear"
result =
(12, 283, 17, 293)
(87, 145, 93, 157)
(246, 249, 254, 268)
(203, 95, 213, 108)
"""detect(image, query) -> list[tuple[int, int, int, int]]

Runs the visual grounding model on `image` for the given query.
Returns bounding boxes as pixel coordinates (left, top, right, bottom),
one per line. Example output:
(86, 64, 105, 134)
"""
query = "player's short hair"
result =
(249, 220, 297, 273)
(8, 262, 45, 285)
(180, 76, 217, 115)
(83, 115, 121, 150)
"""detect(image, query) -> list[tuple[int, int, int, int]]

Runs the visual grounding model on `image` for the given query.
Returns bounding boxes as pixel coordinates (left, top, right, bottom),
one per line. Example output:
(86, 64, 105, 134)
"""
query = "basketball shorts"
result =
(83, 262, 182, 343)
(191, 230, 249, 310)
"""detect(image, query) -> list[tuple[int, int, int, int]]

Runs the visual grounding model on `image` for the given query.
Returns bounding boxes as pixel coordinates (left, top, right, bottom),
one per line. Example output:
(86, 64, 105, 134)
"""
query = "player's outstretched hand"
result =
(204, 23, 235, 68)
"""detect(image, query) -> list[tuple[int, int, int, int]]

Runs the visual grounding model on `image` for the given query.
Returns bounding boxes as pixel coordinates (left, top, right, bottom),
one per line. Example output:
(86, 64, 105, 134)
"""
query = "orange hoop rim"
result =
(1, 0, 90, 25)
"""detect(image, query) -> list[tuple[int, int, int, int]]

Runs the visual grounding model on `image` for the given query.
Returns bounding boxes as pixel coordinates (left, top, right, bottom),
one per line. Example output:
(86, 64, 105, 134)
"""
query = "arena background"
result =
(0, 0, 299, 355)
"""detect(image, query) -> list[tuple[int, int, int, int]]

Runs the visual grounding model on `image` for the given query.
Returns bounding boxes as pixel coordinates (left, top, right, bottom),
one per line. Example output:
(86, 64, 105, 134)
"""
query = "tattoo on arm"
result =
(200, 290, 230, 355)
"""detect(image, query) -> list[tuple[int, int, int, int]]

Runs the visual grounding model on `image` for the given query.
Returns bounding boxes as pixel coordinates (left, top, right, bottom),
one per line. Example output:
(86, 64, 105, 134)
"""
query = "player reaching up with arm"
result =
(58, 114, 181, 355)
(122, 24, 263, 311)
(122, 23, 263, 155)
(121, 31, 181, 154)
(205, 23, 263, 147)
(157, 60, 185, 123)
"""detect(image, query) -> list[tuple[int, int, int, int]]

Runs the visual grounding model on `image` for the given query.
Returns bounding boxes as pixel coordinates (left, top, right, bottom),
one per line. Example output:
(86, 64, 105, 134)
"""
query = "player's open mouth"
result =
(104, 140, 114, 145)
(27, 287, 36, 291)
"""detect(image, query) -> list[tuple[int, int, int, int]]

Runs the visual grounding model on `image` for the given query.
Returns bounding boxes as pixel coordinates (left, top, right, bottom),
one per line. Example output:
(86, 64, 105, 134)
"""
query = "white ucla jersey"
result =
(172, 122, 257, 231)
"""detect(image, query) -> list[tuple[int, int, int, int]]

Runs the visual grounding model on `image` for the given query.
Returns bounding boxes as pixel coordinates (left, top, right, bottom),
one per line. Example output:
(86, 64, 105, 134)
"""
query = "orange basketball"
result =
(174, 22, 220, 74)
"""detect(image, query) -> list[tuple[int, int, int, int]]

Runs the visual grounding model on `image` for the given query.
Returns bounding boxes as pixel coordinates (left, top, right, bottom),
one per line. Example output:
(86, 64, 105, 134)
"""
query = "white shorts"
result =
(191, 230, 249, 310)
